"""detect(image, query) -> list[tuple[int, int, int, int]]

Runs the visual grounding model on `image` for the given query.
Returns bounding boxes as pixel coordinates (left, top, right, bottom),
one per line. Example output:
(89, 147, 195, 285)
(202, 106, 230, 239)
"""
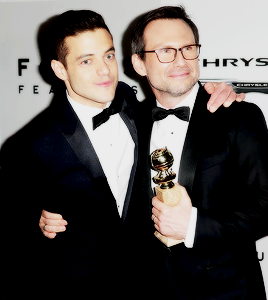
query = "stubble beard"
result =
(150, 76, 198, 99)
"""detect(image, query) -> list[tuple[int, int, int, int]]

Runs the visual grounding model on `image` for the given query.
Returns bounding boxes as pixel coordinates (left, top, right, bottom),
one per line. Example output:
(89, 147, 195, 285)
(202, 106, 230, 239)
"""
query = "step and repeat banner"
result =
(1, 0, 268, 294)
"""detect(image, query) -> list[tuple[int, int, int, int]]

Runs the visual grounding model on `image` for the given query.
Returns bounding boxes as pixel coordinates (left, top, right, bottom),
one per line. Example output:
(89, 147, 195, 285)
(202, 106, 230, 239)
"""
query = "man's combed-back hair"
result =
(131, 6, 199, 60)
(51, 10, 112, 67)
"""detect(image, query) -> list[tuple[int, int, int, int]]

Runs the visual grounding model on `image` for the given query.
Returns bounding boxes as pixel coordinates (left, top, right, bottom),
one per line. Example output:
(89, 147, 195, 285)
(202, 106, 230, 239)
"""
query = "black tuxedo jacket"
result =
(1, 82, 139, 299)
(136, 83, 268, 300)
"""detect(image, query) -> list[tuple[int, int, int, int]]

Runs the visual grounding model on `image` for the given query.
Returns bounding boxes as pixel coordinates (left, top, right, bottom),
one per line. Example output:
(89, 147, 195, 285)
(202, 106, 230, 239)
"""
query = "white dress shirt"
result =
(67, 92, 135, 217)
(150, 83, 199, 248)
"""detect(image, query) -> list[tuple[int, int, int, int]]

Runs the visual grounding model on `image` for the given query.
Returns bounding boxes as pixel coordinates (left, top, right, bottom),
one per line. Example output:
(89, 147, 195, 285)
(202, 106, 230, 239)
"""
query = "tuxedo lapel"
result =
(138, 99, 156, 201)
(120, 102, 138, 147)
(178, 84, 209, 197)
(59, 86, 140, 222)
(59, 98, 117, 207)
(119, 95, 139, 222)
(63, 121, 110, 192)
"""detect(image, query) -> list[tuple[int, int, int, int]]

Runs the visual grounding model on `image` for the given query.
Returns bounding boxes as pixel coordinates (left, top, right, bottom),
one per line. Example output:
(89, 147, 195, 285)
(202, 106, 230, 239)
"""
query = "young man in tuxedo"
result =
(130, 5, 268, 299)
(7, 8, 243, 300)
(1, 10, 139, 299)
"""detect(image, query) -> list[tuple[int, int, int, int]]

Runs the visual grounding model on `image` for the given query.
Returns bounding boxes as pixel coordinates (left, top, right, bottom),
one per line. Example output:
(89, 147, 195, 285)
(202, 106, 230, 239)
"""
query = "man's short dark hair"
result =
(52, 10, 112, 67)
(131, 6, 199, 60)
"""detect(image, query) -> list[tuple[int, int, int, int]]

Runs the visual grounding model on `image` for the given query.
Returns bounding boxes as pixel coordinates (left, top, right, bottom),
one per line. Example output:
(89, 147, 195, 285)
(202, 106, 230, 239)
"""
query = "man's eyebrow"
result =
(76, 46, 115, 62)
(76, 53, 94, 62)
(106, 46, 115, 53)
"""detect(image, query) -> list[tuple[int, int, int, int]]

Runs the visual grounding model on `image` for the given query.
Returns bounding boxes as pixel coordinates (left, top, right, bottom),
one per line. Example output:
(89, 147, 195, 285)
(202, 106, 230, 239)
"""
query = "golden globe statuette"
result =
(150, 147, 183, 247)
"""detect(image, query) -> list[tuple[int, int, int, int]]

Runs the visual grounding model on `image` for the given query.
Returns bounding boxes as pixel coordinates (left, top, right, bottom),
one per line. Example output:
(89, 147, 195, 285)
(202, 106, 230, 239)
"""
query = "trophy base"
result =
(154, 231, 183, 247)
(155, 184, 181, 206)
(154, 183, 183, 247)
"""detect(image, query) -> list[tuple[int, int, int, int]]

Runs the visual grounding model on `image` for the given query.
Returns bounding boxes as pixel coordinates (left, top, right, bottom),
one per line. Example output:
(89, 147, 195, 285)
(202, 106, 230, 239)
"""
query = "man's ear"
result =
(131, 54, 147, 77)
(51, 60, 68, 81)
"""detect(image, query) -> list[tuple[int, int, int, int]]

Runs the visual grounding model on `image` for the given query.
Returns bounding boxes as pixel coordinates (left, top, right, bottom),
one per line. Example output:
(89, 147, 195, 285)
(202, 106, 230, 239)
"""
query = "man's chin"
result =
(98, 92, 116, 103)
(98, 85, 117, 100)
(169, 80, 197, 97)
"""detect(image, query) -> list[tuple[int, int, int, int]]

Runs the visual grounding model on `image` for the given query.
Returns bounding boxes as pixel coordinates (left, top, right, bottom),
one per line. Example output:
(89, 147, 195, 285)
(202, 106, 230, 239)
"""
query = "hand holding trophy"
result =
(150, 147, 183, 247)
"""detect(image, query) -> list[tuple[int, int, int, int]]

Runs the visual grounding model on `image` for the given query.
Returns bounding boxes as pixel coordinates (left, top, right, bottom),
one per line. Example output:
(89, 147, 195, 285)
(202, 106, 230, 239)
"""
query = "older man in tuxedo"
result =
(130, 5, 268, 300)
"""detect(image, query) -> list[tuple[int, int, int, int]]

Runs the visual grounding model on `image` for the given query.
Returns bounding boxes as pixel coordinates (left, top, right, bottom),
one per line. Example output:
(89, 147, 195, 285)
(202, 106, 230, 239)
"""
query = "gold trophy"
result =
(150, 147, 183, 247)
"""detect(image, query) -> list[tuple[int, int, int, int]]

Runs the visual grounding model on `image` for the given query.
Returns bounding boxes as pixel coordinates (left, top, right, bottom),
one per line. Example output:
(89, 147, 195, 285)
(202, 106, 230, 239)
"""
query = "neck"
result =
(65, 83, 108, 109)
(154, 87, 193, 109)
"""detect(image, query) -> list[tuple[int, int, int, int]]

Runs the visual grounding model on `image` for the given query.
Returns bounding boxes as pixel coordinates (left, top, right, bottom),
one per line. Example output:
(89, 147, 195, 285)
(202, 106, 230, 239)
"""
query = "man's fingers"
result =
(43, 231, 57, 239)
(236, 93, 245, 102)
(39, 209, 67, 239)
(205, 82, 246, 113)
(42, 217, 67, 226)
(231, 92, 245, 104)
(41, 210, 68, 226)
(152, 196, 166, 211)
(204, 82, 215, 94)
(44, 224, 66, 233)
(221, 91, 237, 107)
(154, 223, 160, 232)
(42, 209, 64, 220)
(221, 91, 246, 108)
(207, 84, 233, 112)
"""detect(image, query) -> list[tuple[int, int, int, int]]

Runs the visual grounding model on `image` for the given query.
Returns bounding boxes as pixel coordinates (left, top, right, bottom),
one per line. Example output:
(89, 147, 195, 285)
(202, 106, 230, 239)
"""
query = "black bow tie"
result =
(152, 106, 190, 122)
(92, 97, 124, 130)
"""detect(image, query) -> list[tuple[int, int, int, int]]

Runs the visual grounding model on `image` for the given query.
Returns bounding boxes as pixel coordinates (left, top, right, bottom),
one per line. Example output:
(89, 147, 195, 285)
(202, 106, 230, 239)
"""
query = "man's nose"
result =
(96, 60, 110, 76)
(172, 50, 187, 67)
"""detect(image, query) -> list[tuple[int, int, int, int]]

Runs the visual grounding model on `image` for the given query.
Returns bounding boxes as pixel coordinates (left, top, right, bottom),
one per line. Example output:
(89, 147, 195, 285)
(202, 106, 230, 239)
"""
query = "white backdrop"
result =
(1, 0, 268, 294)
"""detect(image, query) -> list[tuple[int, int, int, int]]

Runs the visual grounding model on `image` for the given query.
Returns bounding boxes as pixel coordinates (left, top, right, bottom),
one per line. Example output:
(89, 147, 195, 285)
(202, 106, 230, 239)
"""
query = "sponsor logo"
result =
(200, 79, 268, 94)
(201, 58, 268, 67)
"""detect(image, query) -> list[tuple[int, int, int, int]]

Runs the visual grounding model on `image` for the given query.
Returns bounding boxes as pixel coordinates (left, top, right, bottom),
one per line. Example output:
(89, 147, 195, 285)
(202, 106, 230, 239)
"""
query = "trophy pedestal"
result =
(154, 231, 183, 247)
(154, 184, 183, 247)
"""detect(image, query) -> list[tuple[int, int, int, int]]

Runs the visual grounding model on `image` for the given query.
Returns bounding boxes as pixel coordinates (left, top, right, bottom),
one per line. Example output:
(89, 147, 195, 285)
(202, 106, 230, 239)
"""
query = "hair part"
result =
(51, 10, 112, 68)
(131, 6, 199, 60)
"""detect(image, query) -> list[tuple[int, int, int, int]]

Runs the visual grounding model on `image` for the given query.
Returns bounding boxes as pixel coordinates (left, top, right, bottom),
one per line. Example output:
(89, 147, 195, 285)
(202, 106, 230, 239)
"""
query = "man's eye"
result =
(183, 45, 193, 51)
(159, 48, 173, 54)
(81, 59, 91, 65)
(106, 53, 115, 60)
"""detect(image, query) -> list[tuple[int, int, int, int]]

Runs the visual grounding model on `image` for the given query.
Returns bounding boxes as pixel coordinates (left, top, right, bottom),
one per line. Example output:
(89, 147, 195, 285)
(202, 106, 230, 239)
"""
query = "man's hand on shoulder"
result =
(205, 82, 245, 113)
